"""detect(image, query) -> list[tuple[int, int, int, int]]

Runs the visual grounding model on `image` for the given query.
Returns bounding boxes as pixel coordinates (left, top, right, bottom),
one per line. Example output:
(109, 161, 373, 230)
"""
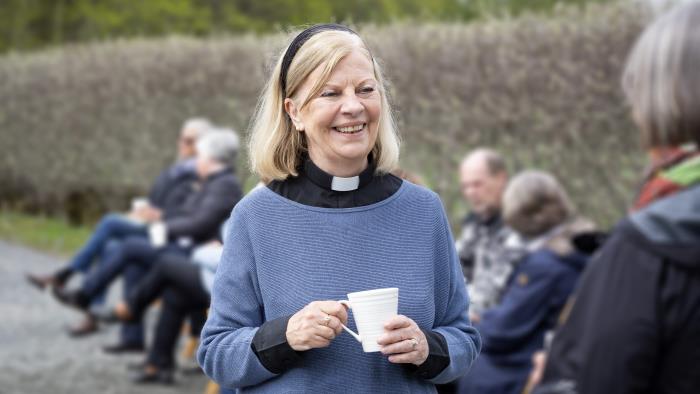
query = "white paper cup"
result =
(131, 197, 149, 211)
(148, 222, 167, 248)
(339, 287, 398, 352)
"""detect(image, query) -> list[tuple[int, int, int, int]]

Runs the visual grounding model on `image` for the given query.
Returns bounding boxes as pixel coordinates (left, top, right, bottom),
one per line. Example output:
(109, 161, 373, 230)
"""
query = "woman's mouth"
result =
(333, 124, 365, 134)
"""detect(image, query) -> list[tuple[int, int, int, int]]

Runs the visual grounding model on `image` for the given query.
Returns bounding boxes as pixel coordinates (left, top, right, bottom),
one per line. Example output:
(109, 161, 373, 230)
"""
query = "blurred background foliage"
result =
(1, 0, 653, 237)
(0, 0, 608, 54)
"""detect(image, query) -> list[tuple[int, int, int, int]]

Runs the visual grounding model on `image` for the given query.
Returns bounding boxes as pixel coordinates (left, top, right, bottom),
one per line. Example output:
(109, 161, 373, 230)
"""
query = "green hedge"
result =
(0, 2, 650, 227)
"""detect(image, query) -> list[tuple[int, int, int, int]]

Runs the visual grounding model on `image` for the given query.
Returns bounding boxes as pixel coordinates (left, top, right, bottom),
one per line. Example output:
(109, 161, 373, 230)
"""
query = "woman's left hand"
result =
(377, 315, 429, 366)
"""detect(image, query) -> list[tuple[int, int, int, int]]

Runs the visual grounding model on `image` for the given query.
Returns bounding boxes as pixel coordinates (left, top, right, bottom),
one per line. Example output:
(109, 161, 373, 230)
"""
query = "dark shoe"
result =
(26, 273, 59, 290)
(26, 268, 72, 290)
(52, 287, 90, 311)
(103, 342, 145, 354)
(67, 315, 99, 338)
(130, 367, 174, 384)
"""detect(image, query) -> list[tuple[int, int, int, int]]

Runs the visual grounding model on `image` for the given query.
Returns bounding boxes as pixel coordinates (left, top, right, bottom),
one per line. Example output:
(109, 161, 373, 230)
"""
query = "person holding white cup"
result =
(25, 117, 212, 337)
(198, 24, 481, 393)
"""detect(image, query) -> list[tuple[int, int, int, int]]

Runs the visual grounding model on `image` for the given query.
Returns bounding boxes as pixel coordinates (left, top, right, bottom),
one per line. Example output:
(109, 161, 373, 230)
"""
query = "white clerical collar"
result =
(303, 157, 374, 192)
(331, 176, 360, 191)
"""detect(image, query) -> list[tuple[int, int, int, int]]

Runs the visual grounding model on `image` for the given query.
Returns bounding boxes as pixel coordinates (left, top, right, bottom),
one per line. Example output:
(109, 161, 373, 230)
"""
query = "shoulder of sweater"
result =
(232, 185, 270, 209)
(400, 180, 442, 205)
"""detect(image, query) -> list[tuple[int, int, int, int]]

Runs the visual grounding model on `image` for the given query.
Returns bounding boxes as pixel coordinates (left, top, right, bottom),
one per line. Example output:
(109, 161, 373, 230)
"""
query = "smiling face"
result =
(284, 49, 381, 177)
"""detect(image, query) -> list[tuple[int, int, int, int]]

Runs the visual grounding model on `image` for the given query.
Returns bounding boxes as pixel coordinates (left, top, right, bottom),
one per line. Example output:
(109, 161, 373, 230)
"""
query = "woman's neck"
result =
(309, 155, 368, 178)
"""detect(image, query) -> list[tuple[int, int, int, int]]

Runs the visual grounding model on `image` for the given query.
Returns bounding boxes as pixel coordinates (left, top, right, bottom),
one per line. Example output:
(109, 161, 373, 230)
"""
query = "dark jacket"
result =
(164, 168, 242, 245)
(459, 219, 592, 394)
(148, 159, 198, 214)
(537, 184, 700, 394)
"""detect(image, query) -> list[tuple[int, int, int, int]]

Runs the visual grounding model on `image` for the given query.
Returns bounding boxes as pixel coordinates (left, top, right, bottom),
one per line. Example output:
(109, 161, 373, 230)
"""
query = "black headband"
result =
(279, 23, 358, 97)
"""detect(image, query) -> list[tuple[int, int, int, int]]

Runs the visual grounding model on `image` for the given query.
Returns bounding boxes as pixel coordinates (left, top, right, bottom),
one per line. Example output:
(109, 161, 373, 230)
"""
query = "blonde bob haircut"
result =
(248, 28, 400, 181)
(503, 170, 574, 238)
(622, 1, 700, 148)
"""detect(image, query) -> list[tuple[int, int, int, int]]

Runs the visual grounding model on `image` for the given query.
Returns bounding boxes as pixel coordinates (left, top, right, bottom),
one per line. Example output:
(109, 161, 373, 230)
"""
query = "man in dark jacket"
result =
(145, 118, 213, 215)
(53, 129, 243, 352)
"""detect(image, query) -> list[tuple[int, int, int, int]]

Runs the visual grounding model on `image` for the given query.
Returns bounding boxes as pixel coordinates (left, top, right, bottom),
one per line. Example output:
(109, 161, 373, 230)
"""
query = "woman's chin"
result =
(333, 146, 373, 163)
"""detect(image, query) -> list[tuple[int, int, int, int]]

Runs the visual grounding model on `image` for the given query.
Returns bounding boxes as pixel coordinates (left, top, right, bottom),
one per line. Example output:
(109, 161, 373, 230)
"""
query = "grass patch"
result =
(0, 211, 90, 257)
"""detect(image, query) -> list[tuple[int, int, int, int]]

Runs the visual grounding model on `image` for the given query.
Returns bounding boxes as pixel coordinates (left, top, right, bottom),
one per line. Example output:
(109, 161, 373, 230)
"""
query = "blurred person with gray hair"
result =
(51, 129, 242, 354)
(455, 148, 524, 322)
(459, 171, 594, 394)
(25, 117, 212, 337)
(195, 126, 240, 170)
(534, 2, 700, 393)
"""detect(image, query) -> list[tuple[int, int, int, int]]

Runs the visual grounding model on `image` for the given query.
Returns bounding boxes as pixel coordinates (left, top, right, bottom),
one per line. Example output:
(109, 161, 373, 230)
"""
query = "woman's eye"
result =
(359, 87, 375, 94)
(320, 91, 338, 97)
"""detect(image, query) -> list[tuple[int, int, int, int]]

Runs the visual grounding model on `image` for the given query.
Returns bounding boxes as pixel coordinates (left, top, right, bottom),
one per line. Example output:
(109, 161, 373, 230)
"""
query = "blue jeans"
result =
(68, 213, 146, 273)
(88, 239, 123, 307)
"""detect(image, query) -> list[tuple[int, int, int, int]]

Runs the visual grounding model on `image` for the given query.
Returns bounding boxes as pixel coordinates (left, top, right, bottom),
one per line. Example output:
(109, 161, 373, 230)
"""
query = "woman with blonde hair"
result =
(197, 24, 480, 393)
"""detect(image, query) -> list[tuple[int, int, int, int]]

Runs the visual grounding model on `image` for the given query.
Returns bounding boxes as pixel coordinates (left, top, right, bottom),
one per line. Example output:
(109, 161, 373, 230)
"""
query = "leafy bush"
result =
(0, 0, 602, 53)
(0, 2, 649, 227)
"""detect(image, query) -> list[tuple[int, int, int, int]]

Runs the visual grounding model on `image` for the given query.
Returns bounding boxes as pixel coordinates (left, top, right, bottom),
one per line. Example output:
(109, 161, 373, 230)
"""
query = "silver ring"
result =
(410, 338, 418, 350)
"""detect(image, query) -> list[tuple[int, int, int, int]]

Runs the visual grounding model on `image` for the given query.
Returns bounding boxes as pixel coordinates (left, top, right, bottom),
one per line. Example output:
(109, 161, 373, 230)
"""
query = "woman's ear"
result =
(284, 98, 304, 131)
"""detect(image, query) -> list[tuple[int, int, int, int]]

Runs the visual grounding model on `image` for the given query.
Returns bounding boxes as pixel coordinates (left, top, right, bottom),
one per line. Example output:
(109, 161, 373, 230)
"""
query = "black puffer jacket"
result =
(164, 168, 242, 245)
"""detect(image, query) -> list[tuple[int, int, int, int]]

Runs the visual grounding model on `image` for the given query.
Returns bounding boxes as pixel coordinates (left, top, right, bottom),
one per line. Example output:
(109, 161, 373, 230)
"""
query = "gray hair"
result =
(182, 117, 213, 138)
(503, 170, 574, 238)
(462, 148, 507, 175)
(622, 1, 700, 148)
(196, 128, 240, 164)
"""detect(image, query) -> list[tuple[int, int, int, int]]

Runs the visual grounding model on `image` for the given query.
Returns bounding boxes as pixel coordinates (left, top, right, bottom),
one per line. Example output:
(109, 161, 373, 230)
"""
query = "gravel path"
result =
(0, 240, 210, 394)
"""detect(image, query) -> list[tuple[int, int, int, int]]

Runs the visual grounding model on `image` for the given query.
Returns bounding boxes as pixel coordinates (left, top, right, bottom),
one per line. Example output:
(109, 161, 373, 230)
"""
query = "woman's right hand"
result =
(286, 301, 348, 351)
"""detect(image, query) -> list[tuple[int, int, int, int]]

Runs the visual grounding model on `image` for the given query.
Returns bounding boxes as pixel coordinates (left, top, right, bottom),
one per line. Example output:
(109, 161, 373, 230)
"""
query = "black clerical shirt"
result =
(251, 158, 450, 380)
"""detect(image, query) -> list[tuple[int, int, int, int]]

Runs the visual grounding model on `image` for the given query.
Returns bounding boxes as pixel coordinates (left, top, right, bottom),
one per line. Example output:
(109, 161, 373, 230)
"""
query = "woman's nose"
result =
(340, 93, 364, 117)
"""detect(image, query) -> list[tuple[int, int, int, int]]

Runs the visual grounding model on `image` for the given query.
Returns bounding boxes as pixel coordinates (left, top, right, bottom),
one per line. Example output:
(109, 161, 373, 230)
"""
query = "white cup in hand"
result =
(131, 197, 149, 211)
(149, 222, 167, 248)
(339, 287, 398, 352)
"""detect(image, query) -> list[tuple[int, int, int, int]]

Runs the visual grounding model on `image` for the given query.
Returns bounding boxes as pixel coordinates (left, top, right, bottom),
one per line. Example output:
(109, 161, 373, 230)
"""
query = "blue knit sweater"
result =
(198, 182, 481, 393)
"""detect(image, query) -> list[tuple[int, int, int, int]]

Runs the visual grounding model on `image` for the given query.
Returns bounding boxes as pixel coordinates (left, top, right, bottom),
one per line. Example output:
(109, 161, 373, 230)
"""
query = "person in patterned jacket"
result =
(456, 148, 524, 322)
